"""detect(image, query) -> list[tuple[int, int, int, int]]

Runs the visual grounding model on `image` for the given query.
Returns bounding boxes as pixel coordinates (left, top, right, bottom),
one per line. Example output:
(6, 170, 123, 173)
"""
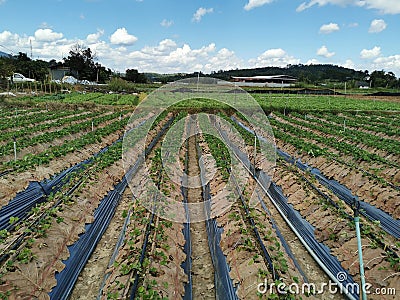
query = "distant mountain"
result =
(146, 64, 371, 84)
(209, 64, 369, 83)
(0, 51, 11, 58)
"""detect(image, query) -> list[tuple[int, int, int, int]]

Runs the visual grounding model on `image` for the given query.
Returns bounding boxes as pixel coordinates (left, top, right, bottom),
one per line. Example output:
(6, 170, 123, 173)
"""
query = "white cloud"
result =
(192, 7, 213, 22)
(360, 46, 381, 59)
(160, 19, 173, 27)
(368, 19, 387, 33)
(372, 55, 400, 74)
(249, 48, 300, 67)
(86, 29, 104, 43)
(296, 0, 400, 14)
(110, 28, 137, 46)
(244, 0, 274, 11)
(363, 0, 400, 14)
(342, 59, 355, 69)
(317, 45, 335, 58)
(34, 28, 63, 42)
(319, 23, 340, 34)
(141, 39, 177, 56)
(0, 31, 15, 43)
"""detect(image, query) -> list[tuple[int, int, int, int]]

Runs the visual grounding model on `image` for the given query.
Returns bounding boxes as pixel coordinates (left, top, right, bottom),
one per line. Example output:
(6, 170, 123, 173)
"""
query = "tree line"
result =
(1, 46, 399, 89)
(0, 44, 147, 85)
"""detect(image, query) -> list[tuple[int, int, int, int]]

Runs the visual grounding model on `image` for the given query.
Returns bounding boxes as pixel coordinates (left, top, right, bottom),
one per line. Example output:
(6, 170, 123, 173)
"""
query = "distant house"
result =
(231, 75, 297, 87)
(356, 81, 370, 89)
(49, 65, 78, 81)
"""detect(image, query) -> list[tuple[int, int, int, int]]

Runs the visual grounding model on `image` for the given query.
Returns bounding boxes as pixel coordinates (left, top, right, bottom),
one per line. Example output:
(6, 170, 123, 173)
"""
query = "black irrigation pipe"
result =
(232, 116, 400, 239)
(255, 190, 309, 283)
(129, 183, 159, 300)
(216, 117, 359, 300)
(213, 116, 307, 284)
(97, 207, 132, 300)
(0, 138, 128, 266)
(195, 132, 238, 300)
(181, 117, 193, 300)
(0, 137, 117, 233)
(0, 119, 148, 233)
(49, 177, 129, 300)
(50, 117, 175, 300)
(213, 120, 280, 281)
(276, 156, 400, 260)
(128, 117, 176, 300)
(331, 156, 400, 192)
(227, 163, 279, 281)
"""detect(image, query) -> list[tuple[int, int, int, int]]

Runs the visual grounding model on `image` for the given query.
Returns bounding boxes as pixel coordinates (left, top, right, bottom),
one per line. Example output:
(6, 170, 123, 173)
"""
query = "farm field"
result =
(0, 89, 399, 300)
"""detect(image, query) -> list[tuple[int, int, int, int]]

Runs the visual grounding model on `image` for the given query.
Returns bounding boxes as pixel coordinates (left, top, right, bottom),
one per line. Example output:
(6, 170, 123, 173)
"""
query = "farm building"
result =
(231, 75, 297, 87)
(49, 65, 78, 81)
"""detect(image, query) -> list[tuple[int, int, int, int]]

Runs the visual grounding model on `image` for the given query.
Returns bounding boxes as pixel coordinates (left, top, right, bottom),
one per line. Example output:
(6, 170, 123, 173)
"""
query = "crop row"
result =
(253, 93, 400, 112)
(0, 110, 128, 160)
(287, 111, 400, 156)
(309, 111, 400, 137)
(21, 92, 140, 106)
(0, 108, 86, 131)
(0, 110, 105, 143)
(0, 131, 129, 298)
(0, 107, 43, 119)
(3, 114, 130, 172)
(271, 113, 397, 168)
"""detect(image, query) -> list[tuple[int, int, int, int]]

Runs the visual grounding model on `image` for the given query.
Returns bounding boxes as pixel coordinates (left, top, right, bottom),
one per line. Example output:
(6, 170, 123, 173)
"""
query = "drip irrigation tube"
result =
(0, 120, 147, 232)
(232, 116, 400, 239)
(181, 118, 193, 300)
(97, 206, 132, 300)
(230, 172, 278, 280)
(255, 190, 309, 283)
(218, 117, 360, 300)
(196, 135, 238, 300)
(49, 178, 128, 300)
(50, 117, 173, 300)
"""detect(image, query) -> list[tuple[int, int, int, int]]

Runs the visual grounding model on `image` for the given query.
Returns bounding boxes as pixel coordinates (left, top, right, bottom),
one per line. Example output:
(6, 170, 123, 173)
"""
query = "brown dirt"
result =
(275, 136, 400, 219)
(0, 114, 130, 209)
(187, 130, 215, 299)
(0, 159, 125, 299)
(274, 161, 399, 299)
(69, 188, 134, 300)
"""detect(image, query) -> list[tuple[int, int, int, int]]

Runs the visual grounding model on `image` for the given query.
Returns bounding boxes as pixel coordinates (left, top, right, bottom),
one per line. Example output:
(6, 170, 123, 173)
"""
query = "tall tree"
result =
(63, 44, 96, 80)
(125, 68, 147, 83)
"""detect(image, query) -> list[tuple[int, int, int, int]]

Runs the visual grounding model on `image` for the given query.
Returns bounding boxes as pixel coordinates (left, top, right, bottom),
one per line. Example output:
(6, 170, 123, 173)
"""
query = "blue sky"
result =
(0, 0, 399, 75)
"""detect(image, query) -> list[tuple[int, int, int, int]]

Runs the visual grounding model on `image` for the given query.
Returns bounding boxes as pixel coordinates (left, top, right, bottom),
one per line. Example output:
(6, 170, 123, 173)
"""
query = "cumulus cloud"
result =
(160, 19, 173, 27)
(317, 45, 335, 58)
(110, 28, 138, 46)
(319, 23, 340, 34)
(87, 29, 104, 43)
(360, 46, 381, 59)
(296, 0, 400, 14)
(372, 55, 400, 73)
(34, 28, 63, 42)
(368, 19, 387, 33)
(249, 48, 300, 67)
(244, 0, 274, 11)
(192, 7, 213, 22)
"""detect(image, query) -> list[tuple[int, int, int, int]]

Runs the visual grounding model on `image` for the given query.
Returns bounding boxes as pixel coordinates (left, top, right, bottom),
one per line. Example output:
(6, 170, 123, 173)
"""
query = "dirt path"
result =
(69, 188, 133, 300)
(187, 131, 215, 299)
